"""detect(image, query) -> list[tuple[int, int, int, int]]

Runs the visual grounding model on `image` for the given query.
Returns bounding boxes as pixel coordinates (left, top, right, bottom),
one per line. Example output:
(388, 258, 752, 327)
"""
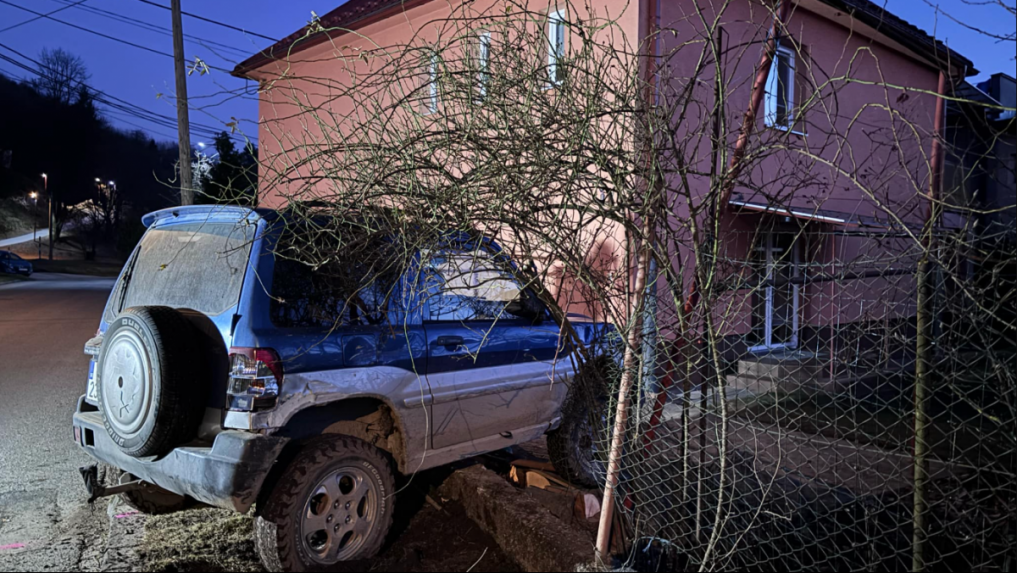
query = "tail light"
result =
(227, 347, 283, 412)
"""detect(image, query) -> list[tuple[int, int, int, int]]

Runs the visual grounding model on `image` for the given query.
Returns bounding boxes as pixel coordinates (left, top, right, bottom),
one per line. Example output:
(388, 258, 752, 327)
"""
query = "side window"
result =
(425, 249, 538, 322)
(765, 44, 796, 129)
(477, 30, 492, 101)
(424, 50, 440, 114)
(270, 232, 399, 329)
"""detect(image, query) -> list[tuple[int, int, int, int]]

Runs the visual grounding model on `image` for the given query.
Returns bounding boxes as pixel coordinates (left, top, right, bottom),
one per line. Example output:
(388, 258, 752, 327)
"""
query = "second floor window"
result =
(766, 44, 796, 130)
(426, 51, 439, 114)
(548, 8, 566, 86)
(478, 31, 492, 100)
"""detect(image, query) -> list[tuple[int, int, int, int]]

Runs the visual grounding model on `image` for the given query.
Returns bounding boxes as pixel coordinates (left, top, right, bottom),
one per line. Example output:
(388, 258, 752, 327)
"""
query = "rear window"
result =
(106, 221, 255, 320)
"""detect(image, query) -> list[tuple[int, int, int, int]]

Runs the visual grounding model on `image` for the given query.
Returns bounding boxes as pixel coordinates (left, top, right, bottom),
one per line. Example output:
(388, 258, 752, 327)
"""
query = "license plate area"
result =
(86, 360, 99, 404)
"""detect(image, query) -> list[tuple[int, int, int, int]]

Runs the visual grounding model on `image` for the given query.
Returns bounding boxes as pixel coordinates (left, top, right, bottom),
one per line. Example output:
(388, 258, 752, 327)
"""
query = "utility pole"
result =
(171, 0, 194, 205)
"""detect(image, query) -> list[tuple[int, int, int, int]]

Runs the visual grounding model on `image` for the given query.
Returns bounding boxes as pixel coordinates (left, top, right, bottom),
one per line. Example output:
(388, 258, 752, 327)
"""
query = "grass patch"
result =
(733, 385, 1015, 468)
(0, 198, 36, 239)
(140, 507, 262, 572)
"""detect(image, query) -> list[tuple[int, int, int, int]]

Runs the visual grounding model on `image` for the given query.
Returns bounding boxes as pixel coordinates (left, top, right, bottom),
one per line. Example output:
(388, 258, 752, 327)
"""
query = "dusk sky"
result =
(1, 0, 1013, 147)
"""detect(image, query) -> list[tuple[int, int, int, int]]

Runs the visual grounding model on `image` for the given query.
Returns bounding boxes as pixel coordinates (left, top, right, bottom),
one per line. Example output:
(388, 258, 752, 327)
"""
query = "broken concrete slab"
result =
(438, 464, 596, 572)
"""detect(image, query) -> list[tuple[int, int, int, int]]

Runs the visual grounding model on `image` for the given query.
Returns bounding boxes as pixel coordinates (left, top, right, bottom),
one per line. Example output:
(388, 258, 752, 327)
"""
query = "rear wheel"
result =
(254, 437, 396, 572)
(97, 306, 206, 458)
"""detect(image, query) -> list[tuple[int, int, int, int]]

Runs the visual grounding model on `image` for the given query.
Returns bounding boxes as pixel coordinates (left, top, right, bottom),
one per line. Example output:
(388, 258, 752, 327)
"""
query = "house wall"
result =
(248, 0, 946, 345)
(655, 0, 941, 345)
(250, 0, 643, 207)
(249, 0, 646, 319)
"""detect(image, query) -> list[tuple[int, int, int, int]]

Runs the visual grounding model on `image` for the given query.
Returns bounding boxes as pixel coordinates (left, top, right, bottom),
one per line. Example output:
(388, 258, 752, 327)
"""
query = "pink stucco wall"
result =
(655, 0, 942, 339)
(248, 0, 945, 337)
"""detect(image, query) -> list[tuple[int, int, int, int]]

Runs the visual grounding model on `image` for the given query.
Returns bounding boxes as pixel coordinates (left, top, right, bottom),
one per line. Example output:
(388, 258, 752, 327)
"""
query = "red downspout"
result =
(718, 0, 793, 211)
(928, 70, 948, 225)
(644, 1, 793, 450)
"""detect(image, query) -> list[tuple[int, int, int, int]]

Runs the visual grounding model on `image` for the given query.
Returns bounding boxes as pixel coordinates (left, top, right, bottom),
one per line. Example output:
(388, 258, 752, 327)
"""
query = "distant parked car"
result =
(72, 205, 616, 571)
(0, 250, 32, 276)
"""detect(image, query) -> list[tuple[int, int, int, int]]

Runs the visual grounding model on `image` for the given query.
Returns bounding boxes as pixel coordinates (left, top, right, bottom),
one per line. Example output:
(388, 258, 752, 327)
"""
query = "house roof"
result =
(232, 0, 975, 79)
(825, 0, 975, 75)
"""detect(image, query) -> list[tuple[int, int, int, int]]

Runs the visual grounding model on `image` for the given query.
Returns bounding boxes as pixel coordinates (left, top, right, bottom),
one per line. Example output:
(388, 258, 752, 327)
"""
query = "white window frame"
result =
(426, 51, 439, 114)
(478, 30, 492, 101)
(765, 44, 796, 130)
(547, 8, 566, 87)
(748, 231, 801, 353)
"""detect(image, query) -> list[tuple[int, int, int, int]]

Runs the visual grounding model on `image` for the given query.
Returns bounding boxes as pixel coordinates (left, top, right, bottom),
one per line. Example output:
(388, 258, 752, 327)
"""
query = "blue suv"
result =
(73, 205, 614, 571)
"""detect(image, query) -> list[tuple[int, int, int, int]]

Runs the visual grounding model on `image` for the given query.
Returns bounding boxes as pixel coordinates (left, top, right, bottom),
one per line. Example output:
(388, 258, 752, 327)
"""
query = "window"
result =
(765, 44, 796, 129)
(111, 222, 254, 320)
(478, 31, 492, 101)
(548, 8, 566, 86)
(425, 250, 540, 322)
(270, 230, 399, 328)
(425, 51, 439, 114)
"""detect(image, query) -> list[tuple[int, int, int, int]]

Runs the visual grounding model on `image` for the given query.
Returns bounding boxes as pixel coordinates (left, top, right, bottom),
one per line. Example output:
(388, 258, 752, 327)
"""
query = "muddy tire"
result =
(547, 358, 616, 488)
(254, 436, 396, 572)
(97, 306, 205, 458)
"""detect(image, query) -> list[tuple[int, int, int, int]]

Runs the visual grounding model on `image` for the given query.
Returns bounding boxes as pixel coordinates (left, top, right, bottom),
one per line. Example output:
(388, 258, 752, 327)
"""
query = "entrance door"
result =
(749, 231, 801, 351)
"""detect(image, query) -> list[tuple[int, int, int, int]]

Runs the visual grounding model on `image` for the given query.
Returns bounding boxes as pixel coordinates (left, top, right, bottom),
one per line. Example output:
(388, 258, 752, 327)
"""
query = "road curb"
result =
(438, 464, 594, 572)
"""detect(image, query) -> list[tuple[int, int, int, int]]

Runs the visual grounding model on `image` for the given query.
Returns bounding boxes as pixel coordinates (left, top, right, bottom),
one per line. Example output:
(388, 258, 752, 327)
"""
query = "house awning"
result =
(729, 199, 894, 229)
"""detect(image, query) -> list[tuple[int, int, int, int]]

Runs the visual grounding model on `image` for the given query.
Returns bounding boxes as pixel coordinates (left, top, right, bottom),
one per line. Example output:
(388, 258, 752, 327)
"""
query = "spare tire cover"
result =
(97, 306, 205, 458)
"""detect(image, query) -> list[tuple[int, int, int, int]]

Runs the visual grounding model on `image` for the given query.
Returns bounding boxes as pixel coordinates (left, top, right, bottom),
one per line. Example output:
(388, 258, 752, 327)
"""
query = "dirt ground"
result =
(135, 469, 521, 573)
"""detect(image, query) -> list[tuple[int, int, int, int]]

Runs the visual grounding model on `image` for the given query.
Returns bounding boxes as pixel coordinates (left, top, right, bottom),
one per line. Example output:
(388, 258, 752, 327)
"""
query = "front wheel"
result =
(254, 436, 396, 572)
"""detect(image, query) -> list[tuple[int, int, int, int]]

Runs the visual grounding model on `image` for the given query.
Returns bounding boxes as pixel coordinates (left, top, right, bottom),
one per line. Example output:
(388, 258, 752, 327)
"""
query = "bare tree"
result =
(30, 47, 90, 105)
(235, 0, 1016, 570)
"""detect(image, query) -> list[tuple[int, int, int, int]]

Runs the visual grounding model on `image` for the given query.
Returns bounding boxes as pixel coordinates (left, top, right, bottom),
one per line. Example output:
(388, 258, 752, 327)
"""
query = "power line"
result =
(134, 0, 278, 43)
(0, 0, 88, 34)
(0, 42, 247, 143)
(0, 0, 233, 73)
(48, 0, 252, 61)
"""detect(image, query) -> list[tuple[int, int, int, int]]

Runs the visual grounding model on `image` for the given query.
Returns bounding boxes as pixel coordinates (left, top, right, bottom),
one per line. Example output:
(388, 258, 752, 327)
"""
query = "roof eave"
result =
(232, 0, 433, 80)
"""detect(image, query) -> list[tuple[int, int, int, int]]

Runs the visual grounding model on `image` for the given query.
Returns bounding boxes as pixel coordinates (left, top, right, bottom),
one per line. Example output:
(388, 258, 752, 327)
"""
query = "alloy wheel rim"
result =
(299, 465, 379, 563)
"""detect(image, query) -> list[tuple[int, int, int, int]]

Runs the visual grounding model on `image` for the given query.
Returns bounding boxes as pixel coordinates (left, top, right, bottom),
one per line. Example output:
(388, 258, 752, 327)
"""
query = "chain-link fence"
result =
(588, 220, 1016, 572)
(241, 1, 1016, 570)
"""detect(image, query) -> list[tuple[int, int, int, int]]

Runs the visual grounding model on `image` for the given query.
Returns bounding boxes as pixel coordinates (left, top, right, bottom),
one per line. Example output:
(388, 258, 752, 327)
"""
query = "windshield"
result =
(104, 221, 255, 322)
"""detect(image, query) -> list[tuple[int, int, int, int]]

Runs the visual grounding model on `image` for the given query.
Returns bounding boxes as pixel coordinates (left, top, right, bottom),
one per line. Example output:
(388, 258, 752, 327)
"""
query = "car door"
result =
(421, 246, 565, 451)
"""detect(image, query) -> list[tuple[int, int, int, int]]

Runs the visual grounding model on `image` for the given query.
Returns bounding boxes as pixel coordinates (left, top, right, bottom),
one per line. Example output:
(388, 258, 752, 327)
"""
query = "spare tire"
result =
(97, 306, 206, 458)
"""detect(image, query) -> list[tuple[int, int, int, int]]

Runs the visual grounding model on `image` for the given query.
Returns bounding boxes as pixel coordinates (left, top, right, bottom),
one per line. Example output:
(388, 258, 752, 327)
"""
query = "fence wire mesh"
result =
(586, 223, 1016, 572)
(235, 1, 1016, 570)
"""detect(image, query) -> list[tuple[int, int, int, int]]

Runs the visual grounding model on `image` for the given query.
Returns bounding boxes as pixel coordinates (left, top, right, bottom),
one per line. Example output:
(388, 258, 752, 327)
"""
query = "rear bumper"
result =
(72, 397, 288, 512)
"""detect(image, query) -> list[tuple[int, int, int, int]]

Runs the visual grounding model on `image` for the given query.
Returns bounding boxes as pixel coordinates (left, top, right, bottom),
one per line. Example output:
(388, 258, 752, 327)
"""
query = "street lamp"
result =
(28, 191, 40, 259)
(41, 173, 53, 261)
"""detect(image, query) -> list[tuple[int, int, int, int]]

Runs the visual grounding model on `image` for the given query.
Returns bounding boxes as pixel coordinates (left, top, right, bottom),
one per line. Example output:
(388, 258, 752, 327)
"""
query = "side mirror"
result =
(506, 296, 545, 325)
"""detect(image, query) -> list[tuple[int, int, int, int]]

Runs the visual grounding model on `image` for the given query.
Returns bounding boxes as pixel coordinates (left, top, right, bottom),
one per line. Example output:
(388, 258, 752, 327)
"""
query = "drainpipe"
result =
(718, 0, 793, 211)
(912, 68, 949, 573)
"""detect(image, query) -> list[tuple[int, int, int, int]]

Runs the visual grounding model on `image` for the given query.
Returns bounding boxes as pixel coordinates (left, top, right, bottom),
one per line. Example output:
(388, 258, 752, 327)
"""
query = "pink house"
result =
(234, 0, 974, 377)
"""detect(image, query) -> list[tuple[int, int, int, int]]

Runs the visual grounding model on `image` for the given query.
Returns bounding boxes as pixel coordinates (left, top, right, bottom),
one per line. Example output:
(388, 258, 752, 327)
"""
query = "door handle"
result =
(435, 336, 465, 348)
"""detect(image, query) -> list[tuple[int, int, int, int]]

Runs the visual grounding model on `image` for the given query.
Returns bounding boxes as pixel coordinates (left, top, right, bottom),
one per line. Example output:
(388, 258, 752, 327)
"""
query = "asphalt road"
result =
(0, 273, 117, 571)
